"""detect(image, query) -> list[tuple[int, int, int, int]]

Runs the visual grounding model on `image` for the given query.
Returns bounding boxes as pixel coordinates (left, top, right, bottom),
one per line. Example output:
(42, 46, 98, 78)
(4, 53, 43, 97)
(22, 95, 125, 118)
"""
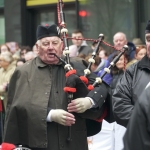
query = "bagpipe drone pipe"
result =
(57, 0, 129, 141)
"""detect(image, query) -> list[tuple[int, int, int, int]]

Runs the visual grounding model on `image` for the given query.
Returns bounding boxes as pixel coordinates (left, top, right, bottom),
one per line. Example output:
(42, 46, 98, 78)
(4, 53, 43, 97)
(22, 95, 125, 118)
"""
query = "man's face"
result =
(20, 49, 27, 59)
(37, 36, 63, 64)
(113, 33, 127, 50)
(145, 33, 150, 59)
(72, 33, 83, 47)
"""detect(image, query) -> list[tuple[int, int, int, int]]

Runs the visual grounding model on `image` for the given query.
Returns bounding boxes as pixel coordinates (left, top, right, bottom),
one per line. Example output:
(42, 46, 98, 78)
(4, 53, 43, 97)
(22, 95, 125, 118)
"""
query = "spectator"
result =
(94, 49, 109, 74)
(108, 32, 136, 62)
(24, 51, 36, 61)
(0, 51, 16, 109)
(132, 38, 143, 46)
(85, 54, 101, 74)
(0, 44, 11, 54)
(126, 45, 146, 68)
(20, 46, 32, 59)
(99, 49, 108, 60)
(135, 45, 147, 60)
(6, 42, 21, 57)
(69, 29, 93, 57)
(109, 52, 129, 150)
(16, 58, 25, 66)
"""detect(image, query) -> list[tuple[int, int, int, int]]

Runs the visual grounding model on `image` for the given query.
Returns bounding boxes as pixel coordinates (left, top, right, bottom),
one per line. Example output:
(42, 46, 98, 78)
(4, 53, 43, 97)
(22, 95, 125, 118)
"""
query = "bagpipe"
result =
(57, 0, 129, 141)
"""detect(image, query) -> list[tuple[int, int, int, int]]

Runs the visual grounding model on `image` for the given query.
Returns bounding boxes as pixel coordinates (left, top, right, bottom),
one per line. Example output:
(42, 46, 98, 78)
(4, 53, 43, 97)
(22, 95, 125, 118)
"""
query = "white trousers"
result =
(87, 120, 126, 150)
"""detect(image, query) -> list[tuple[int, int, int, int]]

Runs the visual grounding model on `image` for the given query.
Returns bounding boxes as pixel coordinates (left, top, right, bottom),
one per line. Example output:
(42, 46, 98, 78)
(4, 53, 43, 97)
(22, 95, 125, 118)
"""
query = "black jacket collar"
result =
(138, 55, 150, 70)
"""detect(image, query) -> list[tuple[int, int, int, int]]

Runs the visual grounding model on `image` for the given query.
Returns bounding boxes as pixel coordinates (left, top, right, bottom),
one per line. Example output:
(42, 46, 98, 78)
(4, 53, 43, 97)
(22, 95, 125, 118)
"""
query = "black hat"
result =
(36, 24, 61, 40)
(145, 20, 150, 34)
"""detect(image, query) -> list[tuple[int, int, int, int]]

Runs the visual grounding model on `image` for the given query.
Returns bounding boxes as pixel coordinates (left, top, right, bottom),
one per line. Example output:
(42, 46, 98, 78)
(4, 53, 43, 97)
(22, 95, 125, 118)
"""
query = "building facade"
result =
(2, 0, 150, 48)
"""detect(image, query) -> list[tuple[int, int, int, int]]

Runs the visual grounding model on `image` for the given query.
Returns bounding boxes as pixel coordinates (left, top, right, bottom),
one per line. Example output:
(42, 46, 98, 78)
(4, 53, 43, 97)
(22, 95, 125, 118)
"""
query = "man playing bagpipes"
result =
(2, 24, 112, 150)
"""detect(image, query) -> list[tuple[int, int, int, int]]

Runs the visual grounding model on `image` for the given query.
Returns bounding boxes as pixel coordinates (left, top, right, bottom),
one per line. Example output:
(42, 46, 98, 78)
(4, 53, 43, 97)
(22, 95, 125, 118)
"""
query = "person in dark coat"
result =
(3, 24, 110, 150)
(123, 83, 150, 150)
(108, 32, 136, 62)
(109, 52, 129, 150)
(112, 20, 150, 128)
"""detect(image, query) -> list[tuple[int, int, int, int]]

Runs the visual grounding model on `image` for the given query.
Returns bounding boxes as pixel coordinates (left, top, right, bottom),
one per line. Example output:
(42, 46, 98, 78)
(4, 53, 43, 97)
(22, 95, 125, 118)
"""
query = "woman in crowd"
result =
(126, 45, 146, 68)
(85, 54, 101, 74)
(110, 52, 129, 150)
(0, 44, 11, 54)
(97, 49, 112, 85)
(135, 45, 147, 60)
(0, 51, 16, 109)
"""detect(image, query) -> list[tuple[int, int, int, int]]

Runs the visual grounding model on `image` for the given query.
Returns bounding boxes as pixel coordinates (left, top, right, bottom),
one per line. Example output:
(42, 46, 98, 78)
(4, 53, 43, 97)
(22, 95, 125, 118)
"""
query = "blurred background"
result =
(1, 0, 150, 47)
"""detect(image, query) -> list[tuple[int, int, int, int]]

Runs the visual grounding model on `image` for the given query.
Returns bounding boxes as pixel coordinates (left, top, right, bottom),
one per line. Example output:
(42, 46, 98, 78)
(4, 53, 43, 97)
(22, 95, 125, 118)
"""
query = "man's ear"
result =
(134, 54, 137, 59)
(35, 42, 40, 53)
(35, 43, 39, 49)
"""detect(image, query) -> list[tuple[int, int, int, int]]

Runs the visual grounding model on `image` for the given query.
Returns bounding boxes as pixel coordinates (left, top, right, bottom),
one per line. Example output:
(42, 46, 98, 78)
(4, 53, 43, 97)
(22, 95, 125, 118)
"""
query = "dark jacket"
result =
(110, 70, 124, 94)
(3, 56, 109, 150)
(112, 55, 150, 127)
(123, 84, 150, 150)
(78, 45, 93, 56)
(108, 42, 136, 62)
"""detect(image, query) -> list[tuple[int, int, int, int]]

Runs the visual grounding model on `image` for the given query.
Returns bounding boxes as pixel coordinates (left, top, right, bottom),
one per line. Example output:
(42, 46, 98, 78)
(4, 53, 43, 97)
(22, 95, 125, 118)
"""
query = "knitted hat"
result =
(36, 24, 61, 40)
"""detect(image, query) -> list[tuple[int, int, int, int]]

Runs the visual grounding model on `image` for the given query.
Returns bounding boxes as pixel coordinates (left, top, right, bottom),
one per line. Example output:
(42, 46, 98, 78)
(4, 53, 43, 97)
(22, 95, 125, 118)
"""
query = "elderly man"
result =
(108, 32, 135, 61)
(112, 20, 150, 128)
(3, 24, 110, 150)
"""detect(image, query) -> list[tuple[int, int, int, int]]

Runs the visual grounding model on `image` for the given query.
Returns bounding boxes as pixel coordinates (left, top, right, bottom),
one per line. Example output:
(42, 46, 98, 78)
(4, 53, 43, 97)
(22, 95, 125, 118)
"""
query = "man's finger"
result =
(65, 120, 75, 126)
(65, 116, 75, 121)
(67, 105, 77, 110)
(65, 112, 75, 118)
(67, 101, 77, 107)
(67, 107, 78, 112)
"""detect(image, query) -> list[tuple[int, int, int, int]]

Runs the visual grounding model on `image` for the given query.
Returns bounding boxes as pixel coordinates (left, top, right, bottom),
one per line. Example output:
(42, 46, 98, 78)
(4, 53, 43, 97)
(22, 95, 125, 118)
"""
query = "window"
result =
(0, 15, 5, 44)
(0, 0, 4, 7)
(78, 0, 137, 45)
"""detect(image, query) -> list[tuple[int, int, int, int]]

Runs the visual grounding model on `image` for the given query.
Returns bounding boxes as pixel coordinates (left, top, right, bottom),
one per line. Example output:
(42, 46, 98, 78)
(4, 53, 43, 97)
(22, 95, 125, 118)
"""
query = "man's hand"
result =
(51, 109, 75, 126)
(67, 98, 92, 113)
